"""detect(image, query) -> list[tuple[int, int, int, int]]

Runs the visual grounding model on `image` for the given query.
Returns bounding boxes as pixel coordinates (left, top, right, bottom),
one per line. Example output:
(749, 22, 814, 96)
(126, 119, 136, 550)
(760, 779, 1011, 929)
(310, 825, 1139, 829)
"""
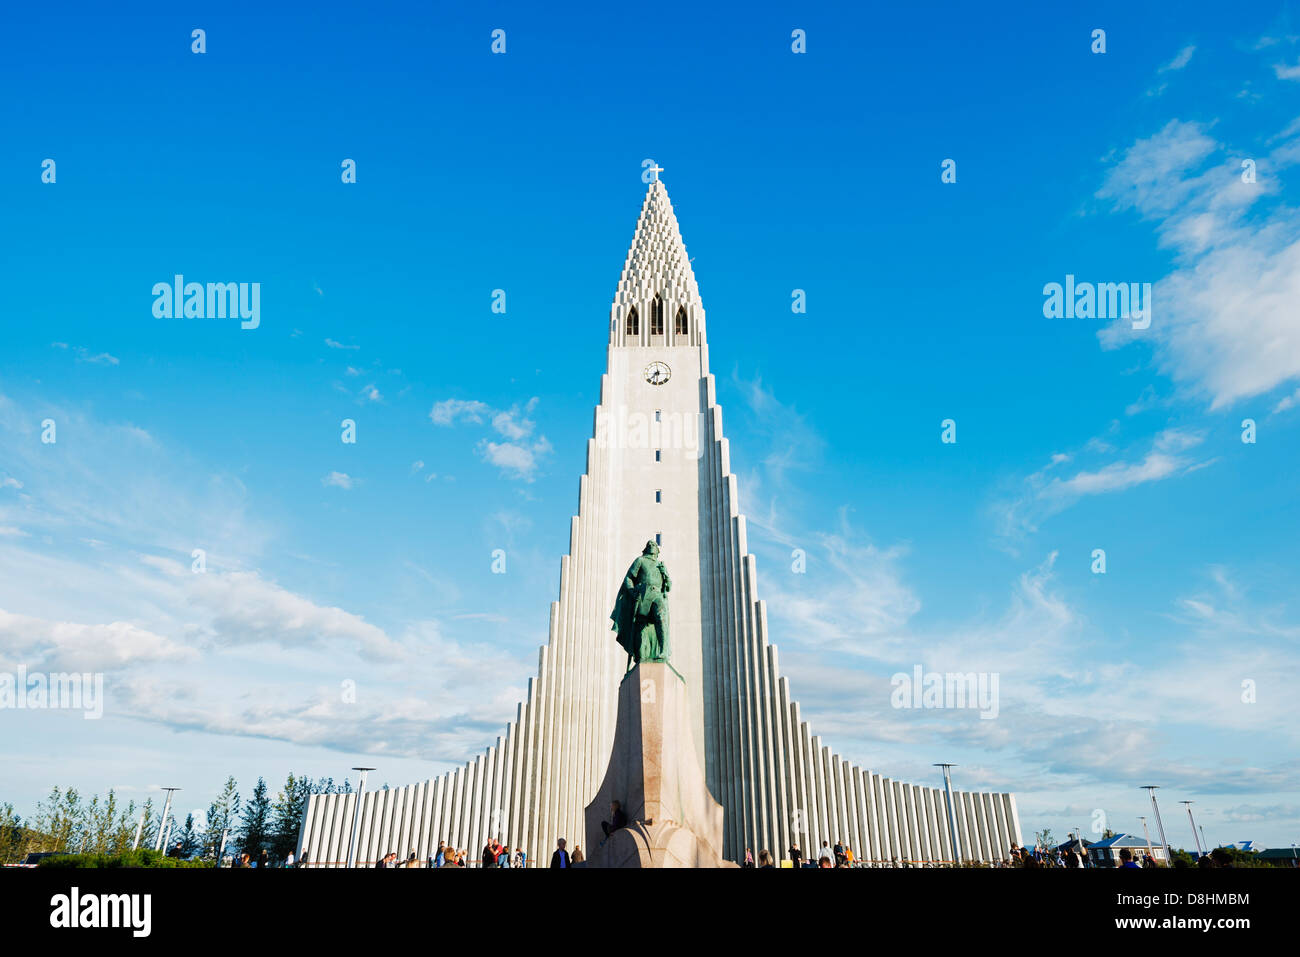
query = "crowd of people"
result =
(366, 839, 534, 868)
(241, 813, 1183, 869)
(224, 837, 1171, 868)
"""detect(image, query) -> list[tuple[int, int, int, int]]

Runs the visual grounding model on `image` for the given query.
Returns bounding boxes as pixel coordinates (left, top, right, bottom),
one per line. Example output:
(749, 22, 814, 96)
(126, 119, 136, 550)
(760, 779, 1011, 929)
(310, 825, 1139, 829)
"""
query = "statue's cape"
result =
(610, 566, 639, 657)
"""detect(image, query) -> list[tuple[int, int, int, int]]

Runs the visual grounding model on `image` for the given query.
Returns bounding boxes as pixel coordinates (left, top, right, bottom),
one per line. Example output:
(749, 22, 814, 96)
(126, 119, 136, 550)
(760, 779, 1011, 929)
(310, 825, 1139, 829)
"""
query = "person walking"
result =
(571, 845, 584, 865)
(550, 838, 571, 868)
(789, 842, 803, 868)
(818, 841, 834, 867)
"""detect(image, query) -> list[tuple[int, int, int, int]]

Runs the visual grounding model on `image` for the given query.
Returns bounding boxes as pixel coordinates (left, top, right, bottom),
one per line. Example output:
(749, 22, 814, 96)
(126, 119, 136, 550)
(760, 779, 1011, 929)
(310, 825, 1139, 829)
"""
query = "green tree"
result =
(178, 813, 200, 857)
(111, 799, 138, 854)
(238, 777, 271, 859)
(0, 803, 25, 865)
(270, 773, 311, 863)
(32, 787, 85, 853)
(137, 797, 158, 851)
(203, 776, 240, 859)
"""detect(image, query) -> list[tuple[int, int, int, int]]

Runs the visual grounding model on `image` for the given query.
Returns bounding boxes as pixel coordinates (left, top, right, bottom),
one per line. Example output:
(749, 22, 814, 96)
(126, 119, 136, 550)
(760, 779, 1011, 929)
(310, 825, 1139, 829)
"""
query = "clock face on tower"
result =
(643, 361, 671, 386)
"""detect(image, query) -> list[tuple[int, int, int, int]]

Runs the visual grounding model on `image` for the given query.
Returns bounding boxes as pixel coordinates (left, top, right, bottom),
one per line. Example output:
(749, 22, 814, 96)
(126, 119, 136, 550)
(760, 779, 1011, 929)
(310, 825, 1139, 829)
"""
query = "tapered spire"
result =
(610, 178, 705, 346)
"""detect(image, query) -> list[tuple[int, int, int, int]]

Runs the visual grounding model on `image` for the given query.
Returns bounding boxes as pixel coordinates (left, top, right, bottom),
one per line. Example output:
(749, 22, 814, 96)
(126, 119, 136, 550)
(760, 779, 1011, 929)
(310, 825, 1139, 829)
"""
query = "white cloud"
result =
(324, 338, 359, 350)
(0, 392, 266, 558)
(321, 471, 354, 489)
(182, 568, 404, 662)
(1272, 386, 1300, 413)
(1096, 119, 1300, 409)
(432, 397, 551, 480)
(0, 608, 194, 672)
(109, 619, 527, 762)
(1160, 45, 1196, 72)
(996, 427, 1208, 540)
(1273, 59, 1300, 80)
(429, 398, 491, 426)
(477, 436, 552, 481)
(51, 343, 120, 366)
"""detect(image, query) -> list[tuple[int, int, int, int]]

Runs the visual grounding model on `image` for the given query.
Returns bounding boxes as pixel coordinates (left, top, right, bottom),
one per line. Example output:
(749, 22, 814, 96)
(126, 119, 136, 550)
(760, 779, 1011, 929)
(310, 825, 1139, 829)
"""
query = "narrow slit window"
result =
(655, 489, 662, 503)
(655, 533, 662, 546)
(655, 410, 661, 422)
(655, 449, 661, 462)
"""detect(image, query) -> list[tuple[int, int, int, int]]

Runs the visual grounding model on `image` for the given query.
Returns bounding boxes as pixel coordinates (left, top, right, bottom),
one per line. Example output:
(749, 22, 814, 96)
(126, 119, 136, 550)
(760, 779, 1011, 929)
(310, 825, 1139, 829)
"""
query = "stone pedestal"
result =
(584, 662, 732, 867)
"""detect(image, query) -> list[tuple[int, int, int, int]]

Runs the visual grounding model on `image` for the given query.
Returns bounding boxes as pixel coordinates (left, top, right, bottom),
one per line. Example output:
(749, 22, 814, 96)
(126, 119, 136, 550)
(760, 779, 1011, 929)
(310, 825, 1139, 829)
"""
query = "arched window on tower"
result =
(625, 306, 639, 337)
(650, 295, 664, 336)
(674, 306, 688, 337)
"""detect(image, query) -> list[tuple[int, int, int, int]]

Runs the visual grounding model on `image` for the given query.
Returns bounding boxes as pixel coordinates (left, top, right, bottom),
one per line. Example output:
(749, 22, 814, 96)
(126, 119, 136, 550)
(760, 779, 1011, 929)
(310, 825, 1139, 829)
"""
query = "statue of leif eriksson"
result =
(610, 540, 671, 670)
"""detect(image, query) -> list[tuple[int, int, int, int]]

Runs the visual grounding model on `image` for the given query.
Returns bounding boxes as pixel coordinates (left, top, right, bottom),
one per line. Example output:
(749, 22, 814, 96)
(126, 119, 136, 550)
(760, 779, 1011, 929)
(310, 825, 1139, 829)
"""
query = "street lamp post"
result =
(346, 767, 375, 869)
(1141, 786, 1171, 865)
(131, 810, 146, 851)
(934, 764, 962, 866)
(1180, 801, 1204, 858)
(154, 788, 181, 852)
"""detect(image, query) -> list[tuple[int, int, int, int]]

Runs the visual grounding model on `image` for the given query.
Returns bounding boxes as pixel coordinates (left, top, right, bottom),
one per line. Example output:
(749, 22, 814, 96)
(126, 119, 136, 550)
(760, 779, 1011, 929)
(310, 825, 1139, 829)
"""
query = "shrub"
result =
(37, 848, 213, 869)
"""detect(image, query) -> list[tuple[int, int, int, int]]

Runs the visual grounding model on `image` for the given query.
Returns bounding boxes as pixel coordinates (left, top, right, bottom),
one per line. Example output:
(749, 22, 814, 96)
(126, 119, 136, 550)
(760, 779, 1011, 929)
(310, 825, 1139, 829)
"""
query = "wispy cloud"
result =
(995, 426, 1209, 540)
(51, 342, 120, 366)
(1160, 44, 1196, 72)
(1095, 118, 1300, 409)
(1273, 59, 1300, 80)
(430, 397, 551, 481)
(321, 471, 354, 489)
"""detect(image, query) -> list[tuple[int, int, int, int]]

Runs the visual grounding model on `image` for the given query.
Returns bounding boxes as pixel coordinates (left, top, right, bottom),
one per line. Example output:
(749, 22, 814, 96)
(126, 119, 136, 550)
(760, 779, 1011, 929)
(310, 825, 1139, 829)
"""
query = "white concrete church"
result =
(297, 174, 1023, 867)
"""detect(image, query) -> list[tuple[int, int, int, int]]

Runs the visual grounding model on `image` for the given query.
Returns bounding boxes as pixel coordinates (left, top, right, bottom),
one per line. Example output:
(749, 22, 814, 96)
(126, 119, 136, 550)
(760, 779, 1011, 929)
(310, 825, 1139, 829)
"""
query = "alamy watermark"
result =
(1042, 275, 1150, 330)
(0, 666, 104, 719)
(152, 275, 260, 329)
(595, 406, 703, 459)
(890, 665, 999, 720)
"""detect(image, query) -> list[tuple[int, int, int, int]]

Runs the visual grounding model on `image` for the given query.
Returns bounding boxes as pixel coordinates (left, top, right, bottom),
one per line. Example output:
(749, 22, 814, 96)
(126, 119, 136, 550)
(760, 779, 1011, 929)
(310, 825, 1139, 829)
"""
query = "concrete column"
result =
(911, 785, 930, 862)
(1004, 793, 1023, 848)
(861, 771, 879, 864)
(768, 656, 791, 860)
(988, 793, 1009, 861)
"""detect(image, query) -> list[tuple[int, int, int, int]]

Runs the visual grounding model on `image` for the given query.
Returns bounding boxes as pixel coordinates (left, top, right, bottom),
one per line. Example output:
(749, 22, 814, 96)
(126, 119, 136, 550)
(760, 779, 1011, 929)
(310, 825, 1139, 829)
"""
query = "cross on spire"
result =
(647, 162, 664, 183)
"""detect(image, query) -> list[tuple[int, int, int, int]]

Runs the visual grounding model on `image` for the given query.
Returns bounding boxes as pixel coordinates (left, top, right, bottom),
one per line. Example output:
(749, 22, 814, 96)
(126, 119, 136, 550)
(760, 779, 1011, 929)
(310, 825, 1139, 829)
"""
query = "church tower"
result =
(297, 177, 1022, 866)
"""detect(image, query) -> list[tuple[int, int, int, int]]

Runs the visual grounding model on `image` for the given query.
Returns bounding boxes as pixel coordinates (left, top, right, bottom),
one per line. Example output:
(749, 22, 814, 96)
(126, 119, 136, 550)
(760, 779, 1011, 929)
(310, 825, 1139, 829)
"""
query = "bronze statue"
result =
(610, 540, 671, 669)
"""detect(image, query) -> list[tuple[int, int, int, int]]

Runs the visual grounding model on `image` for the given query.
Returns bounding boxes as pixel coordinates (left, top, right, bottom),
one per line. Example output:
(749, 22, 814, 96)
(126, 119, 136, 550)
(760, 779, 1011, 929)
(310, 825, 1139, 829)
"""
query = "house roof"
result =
(1091, 833, 1159, 849)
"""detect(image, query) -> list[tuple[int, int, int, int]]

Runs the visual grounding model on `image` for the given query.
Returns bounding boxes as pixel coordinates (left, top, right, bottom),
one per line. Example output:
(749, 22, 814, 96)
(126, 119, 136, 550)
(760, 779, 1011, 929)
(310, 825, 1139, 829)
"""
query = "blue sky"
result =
(2, 0, 1299, 850)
